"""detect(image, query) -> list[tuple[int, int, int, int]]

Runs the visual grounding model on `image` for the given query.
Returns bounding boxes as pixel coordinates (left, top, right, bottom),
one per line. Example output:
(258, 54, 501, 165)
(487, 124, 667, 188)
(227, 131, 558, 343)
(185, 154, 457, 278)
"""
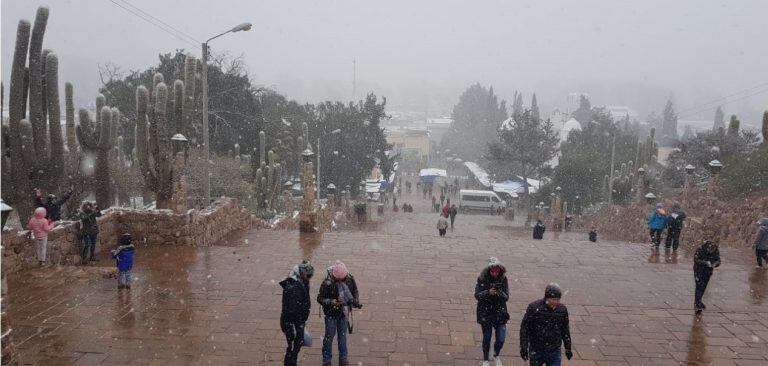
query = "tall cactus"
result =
(76, 107, 112, 207)
(259, 130, 266, 166)
(64, 82, 77, 154)
(762, 111, 768, 148)
(134, 54, 197, 209)
(3, 9, 70, 221)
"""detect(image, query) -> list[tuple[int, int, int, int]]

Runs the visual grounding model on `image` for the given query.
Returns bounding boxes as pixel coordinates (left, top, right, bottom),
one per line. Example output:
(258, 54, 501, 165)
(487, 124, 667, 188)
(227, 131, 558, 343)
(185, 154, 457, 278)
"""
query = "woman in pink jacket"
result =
(27, 207, 54, 266)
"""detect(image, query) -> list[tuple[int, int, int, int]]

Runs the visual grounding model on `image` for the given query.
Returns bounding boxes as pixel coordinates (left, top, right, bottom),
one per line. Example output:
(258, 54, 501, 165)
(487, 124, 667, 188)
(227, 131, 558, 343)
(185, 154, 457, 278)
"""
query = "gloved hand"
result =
(520, 348, 528, 361)
(565, 349, 573, 360)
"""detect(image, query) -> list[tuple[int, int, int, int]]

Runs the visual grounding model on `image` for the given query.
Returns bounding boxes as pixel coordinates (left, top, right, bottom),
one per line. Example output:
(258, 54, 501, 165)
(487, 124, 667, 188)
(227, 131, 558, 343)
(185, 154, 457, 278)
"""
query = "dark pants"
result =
(81, 233, 96, 262)
(694, 270, 712, 307)
(665, 230, 681, 250)
(281, 321, 305, 366)
(529, 350, 561, 366)
(438, 229, 446, 237)
(650, 229, 663, 247)
(480, 323, 506, 361)
(450, 215, 456, 228)
(757, 249, 768, 267)
(322, 316, 348, 363)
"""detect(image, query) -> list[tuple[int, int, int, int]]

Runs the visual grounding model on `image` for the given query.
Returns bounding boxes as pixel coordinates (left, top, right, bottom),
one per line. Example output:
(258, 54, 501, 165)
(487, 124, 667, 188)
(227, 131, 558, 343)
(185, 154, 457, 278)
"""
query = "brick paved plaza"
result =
(6, 199, 768, 365)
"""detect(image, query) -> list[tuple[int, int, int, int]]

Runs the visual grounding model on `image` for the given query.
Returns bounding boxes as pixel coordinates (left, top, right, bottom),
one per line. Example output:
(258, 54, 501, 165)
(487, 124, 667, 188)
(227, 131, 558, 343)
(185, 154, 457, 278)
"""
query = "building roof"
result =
(463, 161, 492, 187)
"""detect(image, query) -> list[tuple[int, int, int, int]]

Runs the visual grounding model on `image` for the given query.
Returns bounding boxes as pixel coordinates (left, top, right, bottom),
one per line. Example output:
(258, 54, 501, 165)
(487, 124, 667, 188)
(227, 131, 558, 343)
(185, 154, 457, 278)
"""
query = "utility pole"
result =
(352, 59, 356, 101)
(607, 133, 616, 204)
(317, 137, 321, 202)
(202, 42, 211, 204)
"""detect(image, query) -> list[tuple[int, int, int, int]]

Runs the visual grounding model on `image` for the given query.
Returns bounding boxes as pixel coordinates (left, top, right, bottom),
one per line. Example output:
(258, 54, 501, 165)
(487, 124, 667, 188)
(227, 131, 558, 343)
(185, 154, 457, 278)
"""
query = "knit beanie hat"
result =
(544, 283, 562, 299)
(119, 233, 132, 246)
(331, 260, 349, 280)
(298, 260, 314, 278)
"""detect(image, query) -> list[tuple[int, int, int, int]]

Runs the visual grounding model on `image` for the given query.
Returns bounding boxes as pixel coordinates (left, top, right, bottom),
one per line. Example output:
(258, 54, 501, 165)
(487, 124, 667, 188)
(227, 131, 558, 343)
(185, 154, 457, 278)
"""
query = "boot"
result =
(322, 360, 332, 366)
(339, 357, 349, 366)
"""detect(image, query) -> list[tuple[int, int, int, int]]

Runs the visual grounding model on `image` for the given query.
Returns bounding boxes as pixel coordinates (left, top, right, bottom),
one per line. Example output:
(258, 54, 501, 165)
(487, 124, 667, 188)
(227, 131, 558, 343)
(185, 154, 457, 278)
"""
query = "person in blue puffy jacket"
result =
(111, 233, 135, 290)
(647, 203, 668, 250)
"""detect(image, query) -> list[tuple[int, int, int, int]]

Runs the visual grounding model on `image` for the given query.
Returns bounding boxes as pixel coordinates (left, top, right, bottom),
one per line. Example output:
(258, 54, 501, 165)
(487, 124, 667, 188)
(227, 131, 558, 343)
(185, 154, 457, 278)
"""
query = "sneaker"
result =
(494, 356, 503, 366)
(482, 362, 490, 366)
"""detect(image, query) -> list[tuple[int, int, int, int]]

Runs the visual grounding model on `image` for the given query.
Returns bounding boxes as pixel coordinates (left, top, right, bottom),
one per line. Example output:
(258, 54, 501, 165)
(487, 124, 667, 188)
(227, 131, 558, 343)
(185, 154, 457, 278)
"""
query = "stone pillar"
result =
(299, 162, 318, 233)
(171, 152, 188, 214)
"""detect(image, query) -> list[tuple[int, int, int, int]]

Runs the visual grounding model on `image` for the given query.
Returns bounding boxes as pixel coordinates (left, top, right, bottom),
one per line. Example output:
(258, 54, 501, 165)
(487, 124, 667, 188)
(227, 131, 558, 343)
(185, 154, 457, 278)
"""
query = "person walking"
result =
(437, 215, 449, 237)
(431, 196, 437, 212)
(449, 204, 458, 229)
(317, 260, 361, 366)
(533, 220, 546, 240)
(753, 218, 768, 269)
(664, 203, 686, 251)
(647, 203, 667, 250)
(111, 233, 135, 290)
(693, 240, 721, 312)
(588, 224, 597, 242)
(280, 261, 314, 366)
(27, 207, 54, 266)
(76, 201, 101, 264)
(475, 257, 510, 366)
(34, 184, 75, 222)
(520, 283, 573, 366)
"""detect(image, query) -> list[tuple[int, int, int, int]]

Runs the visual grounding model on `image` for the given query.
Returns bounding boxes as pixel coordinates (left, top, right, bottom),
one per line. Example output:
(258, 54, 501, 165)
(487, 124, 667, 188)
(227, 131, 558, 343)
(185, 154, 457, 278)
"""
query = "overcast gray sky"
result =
(3, 0, 767, 124)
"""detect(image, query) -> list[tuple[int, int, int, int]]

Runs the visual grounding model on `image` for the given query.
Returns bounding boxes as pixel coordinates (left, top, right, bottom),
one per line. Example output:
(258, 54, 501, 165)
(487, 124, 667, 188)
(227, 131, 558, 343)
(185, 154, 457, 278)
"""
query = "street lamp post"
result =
(202, 22, 252, 205)
(316, 129, 341, 201)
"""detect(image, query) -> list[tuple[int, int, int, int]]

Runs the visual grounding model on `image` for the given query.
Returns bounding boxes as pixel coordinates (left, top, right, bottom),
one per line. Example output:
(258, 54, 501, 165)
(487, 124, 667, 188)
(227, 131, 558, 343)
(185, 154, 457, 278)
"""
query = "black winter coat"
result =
(693, 246, 721, 275)
(280, 277, 311, 324)
(520, 298, 572, 352)
(77, 209, 101, 236)
(35, 190, 73, 221)
(475, 275, 510, 325)
(317, 274, 360, 317)
(667, 211, 687, 233)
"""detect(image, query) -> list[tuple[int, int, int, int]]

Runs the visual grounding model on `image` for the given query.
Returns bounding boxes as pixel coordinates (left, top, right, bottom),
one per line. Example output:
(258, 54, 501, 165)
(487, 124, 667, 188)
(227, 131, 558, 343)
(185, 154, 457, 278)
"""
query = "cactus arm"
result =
(45, 53, 64, 176)
(28, 7, 49, 158)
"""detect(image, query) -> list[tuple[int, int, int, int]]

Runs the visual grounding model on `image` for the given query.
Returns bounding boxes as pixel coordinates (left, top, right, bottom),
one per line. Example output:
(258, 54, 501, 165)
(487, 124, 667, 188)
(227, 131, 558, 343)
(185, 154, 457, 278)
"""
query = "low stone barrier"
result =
(0, 198, 262, 274)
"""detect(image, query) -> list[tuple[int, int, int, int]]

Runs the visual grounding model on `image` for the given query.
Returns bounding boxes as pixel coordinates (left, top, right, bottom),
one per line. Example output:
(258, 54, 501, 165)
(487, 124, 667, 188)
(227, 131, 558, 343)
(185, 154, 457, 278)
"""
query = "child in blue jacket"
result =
(111, 233, 135, 290)
(647, 203, 667, 250)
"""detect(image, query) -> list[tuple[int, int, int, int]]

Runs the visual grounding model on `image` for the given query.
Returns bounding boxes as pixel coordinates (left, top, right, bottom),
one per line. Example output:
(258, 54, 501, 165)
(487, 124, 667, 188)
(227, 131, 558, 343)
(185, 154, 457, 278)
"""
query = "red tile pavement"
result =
(5, 197, 768, 365)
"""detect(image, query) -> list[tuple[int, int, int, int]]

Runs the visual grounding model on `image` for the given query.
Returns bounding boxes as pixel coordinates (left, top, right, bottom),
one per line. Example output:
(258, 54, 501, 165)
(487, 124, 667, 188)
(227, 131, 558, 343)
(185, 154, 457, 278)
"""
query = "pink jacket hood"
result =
(27, 207, 54, 239)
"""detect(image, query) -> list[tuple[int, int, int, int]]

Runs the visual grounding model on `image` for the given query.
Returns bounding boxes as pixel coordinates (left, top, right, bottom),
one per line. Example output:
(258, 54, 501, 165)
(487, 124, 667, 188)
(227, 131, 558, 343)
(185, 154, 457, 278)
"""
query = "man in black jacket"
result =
(693, 241, 721, 313)
(34, 184, 74, 221)
(279, 261, 314, 366)
(520, 283, 573, 366)
(664, 203, 687, 251)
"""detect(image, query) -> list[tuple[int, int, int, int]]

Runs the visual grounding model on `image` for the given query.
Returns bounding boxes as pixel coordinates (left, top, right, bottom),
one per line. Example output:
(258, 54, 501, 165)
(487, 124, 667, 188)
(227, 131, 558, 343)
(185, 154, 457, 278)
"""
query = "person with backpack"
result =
(76, 201, 101, 264)
(647, 203, 668, 250)
(27, 207, 54, 266)
(664, 203, 686, 251)
(475, 257, 510, 366)
(317, 260, 361, 366)
(280, 261, 314, 366)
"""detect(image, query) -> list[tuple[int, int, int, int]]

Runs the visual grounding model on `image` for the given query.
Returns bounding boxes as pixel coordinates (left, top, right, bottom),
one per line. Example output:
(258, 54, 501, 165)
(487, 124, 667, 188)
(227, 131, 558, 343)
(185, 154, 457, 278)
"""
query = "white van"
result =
(459, 190, 505, 212)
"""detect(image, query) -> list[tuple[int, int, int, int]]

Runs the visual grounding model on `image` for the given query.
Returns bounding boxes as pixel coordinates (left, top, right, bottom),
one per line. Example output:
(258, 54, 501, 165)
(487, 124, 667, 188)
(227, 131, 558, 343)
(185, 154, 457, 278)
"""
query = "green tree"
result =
(713, 106, 725, 131)
(442, 83, 507, 161)
(571, 95, 592, 124)
(661, 99, 678, 145)
(486, 110, 559, 197)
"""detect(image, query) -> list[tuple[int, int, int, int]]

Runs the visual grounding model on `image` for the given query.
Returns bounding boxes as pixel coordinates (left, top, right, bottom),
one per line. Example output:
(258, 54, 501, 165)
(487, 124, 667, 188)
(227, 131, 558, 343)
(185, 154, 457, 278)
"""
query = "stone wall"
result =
(592, 191, 768, 249)
(1, 198, 260, 274)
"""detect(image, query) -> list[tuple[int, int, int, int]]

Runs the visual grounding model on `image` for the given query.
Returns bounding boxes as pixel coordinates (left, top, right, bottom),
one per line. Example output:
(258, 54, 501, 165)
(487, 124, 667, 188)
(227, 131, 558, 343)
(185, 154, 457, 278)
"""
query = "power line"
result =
(677, 81, 768, 115)
(114, 0, 201, 45)
(679, 86, 768, 118)
(107, 0, 198, 49)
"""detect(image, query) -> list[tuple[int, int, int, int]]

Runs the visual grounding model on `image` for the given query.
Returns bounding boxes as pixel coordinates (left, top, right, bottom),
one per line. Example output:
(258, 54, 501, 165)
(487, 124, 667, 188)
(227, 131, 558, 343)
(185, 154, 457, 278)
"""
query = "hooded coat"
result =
(77, 207, 102, 236)
(27, 207, 54, 239)
(280, 265, 311, 324)
(754, 218, 768, 251)
(317, 267, 360, 317)
(647, 208, 667, 230)
(666, 205, 687, 233)
(693, 242, 721, 275)
(474, 257, 510, 325)
(111, 236, 135, 272)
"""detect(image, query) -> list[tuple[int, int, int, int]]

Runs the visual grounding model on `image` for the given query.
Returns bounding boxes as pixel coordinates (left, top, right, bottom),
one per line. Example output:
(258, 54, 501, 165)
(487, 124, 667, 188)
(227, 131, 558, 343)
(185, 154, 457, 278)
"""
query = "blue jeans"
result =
(81, 233, 96, 262)
(322, 316, 348, 362)
(118, 270, 132, 287)
(530, 350, 561, 366)
(481, 323, 506, 361)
